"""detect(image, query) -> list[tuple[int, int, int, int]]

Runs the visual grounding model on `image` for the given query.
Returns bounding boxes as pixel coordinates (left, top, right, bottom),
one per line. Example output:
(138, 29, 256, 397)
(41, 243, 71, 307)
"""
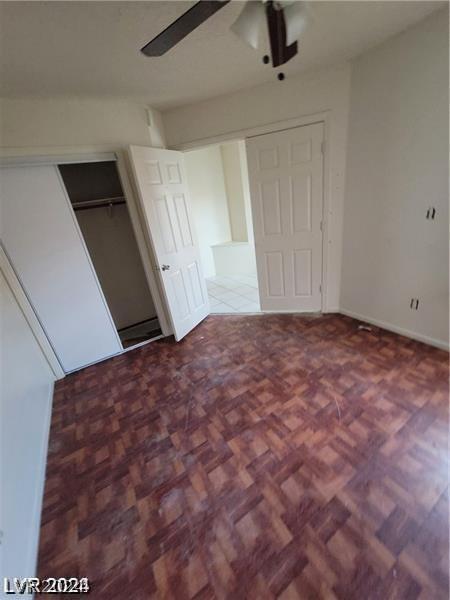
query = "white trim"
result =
(319, 118, 330, 314)
(0, 245, 65, 379)
(27, 380, 54, 577)
(173, 111, 330, 151)
(210, 310, 322, 316)
(177, 111, 332, 313)
(261, 310, 321, 315)
(339, 308, 449, 351)
(0, 152, 116, 167)
(210, 312, 262, 316)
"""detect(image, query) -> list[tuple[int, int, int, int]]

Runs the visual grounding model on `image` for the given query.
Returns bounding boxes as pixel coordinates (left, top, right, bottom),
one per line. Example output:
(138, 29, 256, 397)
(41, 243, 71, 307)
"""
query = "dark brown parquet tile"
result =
(37, 314, 449, 599)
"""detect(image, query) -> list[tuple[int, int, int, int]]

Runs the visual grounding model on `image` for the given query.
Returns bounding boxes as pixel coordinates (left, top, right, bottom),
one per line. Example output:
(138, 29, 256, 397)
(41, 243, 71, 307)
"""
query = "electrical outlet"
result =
(410, 298, 420, 310)
(426, 207, 437, 220)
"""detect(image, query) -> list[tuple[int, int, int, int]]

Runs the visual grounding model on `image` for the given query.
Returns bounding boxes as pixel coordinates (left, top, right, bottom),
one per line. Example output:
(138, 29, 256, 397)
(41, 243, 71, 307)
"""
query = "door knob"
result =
(161, 264, 170, 271)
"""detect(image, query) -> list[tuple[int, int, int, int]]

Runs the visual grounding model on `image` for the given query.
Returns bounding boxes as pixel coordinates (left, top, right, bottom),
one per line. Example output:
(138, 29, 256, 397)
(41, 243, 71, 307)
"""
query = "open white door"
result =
(246, 122, 324, 312)
(128, 146, 209, 341)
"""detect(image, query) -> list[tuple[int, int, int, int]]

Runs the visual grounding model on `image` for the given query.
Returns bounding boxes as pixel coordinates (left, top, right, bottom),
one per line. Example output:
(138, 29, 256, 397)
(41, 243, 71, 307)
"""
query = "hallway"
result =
(206, 274, 261, 313)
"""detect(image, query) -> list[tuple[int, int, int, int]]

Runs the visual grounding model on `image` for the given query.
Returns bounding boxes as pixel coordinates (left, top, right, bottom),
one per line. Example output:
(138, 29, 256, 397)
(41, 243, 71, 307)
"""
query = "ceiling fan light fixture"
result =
(284, 1, 311, 47)
(230, 0, 266, 50)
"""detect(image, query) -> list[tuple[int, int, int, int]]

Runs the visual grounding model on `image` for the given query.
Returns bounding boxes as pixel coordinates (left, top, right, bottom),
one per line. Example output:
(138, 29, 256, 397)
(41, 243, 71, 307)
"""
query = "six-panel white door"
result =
(128, 146, 209, 341)
(246, 123, 324, 312)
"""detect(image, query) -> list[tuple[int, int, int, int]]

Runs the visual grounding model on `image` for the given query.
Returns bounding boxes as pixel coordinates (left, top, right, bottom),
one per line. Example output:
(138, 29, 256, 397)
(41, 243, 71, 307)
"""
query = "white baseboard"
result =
(339, 308, 449, 351)
(28, 381, 54, 579)
(261, 309, 321, 314)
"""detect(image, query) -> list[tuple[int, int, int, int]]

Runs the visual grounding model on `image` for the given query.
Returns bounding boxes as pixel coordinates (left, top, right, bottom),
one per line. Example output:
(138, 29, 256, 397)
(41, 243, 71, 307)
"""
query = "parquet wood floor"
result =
(38, 314, 449, 599)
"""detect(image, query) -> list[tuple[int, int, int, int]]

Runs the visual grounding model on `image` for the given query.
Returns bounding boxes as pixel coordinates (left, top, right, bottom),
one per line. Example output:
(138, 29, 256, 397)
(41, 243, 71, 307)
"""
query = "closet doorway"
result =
(59, 160, 162, 349)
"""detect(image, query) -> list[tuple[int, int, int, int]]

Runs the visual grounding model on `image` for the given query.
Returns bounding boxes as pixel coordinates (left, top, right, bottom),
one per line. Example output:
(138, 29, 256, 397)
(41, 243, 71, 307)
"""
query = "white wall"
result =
(0, 97, 153, 155)
(0, 96, 173, 335)
(341, 8, 449, 349)
(146, 107, 167, 149)
(0, 270, 55, 581)
(220, 142, 247, 242)
(185, 146, 232, 278)
(163, 63, 351, 310)
(212, 242, 257, 277)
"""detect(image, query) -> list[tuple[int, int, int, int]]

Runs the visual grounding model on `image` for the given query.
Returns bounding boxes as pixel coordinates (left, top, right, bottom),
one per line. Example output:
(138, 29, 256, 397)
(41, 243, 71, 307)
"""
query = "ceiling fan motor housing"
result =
(141, 0, 311, 75)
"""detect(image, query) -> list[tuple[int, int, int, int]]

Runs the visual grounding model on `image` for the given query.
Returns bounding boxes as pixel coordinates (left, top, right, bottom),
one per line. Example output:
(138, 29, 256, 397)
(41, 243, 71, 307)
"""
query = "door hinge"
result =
(321, 141, 325, 154)
(319, 284, 322, 293)
(320, 220, 323, 232)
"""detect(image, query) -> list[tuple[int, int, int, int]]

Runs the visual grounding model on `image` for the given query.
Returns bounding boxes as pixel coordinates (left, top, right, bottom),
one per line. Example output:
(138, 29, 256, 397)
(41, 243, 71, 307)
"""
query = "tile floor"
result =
(206, 274, 261, 313)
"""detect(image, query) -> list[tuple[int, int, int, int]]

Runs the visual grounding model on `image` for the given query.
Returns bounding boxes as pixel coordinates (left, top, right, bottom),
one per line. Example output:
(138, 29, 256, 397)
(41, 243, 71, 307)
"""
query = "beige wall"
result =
(0, 96, 152, 155)
(0, 270, 55, 581)
(163, 63, 351, 311)
(0, 96, 168, 331)
(220, 141, 247, 242)
(147, 107, 167, 149)
(184, 146, 232, 278)
(341, 8, 449, 348)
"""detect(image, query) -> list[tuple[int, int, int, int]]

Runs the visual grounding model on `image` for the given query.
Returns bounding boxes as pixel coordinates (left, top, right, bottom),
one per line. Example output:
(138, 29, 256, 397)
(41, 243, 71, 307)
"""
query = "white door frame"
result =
(0, 150, 172, 373)
(173, 111, 331, 313)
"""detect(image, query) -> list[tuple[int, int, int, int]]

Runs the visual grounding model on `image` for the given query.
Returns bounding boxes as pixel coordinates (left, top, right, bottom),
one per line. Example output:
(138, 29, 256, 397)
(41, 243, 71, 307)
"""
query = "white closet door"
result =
(0, 165, 122, 372)
(246, 123, 324, 312)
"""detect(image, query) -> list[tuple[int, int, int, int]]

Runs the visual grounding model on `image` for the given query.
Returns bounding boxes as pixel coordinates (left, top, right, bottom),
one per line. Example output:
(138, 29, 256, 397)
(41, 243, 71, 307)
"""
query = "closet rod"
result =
(72, 196, 126, 212)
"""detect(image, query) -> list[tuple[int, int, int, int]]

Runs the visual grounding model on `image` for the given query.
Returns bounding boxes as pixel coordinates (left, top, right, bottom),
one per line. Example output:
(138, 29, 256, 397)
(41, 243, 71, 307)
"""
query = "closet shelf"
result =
(72, 196, 126, 211)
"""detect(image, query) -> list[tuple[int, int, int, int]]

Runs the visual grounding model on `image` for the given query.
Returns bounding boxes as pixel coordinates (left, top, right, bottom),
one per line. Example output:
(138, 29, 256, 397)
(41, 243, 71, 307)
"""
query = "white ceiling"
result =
(0, 1, 444, 110)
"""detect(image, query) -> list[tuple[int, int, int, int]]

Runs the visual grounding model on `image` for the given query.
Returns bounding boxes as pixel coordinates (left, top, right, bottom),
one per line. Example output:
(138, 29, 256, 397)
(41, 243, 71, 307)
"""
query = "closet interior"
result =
(58, 160, 162, 349)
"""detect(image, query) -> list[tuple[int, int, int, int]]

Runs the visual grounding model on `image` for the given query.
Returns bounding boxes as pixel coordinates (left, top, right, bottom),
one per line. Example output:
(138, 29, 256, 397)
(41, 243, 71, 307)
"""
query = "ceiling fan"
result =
(141, 1, 310, 74)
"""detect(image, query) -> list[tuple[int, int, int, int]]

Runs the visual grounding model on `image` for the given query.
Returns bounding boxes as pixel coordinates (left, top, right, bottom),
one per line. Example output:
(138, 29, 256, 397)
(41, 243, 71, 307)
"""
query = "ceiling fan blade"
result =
(284, 1, 311, 47)
(141, 0, 231, 57)
(230, 1, 265, 50)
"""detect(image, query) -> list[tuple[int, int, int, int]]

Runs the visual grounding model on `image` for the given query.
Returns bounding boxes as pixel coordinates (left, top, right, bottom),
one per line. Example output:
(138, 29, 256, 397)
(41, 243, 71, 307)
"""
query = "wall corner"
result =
(146, 107, 167, 149)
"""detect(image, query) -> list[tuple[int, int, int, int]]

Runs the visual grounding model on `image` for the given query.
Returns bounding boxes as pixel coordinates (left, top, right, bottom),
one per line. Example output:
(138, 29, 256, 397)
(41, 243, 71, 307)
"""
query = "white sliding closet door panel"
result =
(128, 146, 209, 341)
(0, 165, 122, 372)
(246, 123, 324, 312)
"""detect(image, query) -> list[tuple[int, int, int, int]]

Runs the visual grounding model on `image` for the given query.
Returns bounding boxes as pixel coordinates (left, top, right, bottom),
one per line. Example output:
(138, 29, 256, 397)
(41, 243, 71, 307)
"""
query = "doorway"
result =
(184, 140, 261, 313)
(59, 160, 163, 349)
